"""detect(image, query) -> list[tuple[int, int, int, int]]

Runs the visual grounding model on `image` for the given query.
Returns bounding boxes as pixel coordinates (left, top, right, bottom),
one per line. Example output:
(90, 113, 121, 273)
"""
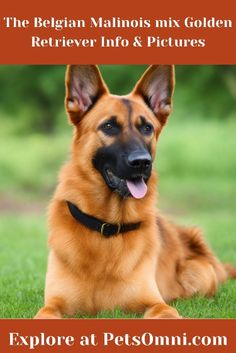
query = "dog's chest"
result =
(75, 234, 143, 278)
(70, 232, 158, 313)
(75, 254, 157, 314)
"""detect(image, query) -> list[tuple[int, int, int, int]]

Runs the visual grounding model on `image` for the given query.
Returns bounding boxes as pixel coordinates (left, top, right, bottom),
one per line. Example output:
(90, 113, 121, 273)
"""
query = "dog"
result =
(35, 65, 236, 319)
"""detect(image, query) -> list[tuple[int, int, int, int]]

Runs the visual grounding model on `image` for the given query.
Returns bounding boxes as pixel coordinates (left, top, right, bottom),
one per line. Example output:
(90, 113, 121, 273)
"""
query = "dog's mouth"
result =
(104, 168, 148, 199)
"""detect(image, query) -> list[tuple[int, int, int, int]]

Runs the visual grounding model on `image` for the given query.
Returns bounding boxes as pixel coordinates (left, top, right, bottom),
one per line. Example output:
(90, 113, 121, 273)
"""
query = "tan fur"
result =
(35, 65, 233, 319)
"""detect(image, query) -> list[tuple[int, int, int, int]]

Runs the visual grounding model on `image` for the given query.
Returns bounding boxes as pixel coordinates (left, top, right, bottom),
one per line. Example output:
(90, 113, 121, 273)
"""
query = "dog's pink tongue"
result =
(126, 178, 147, 199)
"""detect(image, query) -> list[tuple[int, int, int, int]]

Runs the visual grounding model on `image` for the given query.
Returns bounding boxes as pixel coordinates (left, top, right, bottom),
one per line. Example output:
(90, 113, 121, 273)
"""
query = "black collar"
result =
(67, 201, 141, 238)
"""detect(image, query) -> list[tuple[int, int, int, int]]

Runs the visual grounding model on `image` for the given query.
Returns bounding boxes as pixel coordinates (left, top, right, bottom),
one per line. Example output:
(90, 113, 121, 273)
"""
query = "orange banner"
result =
(0, 319, 236, 352)
(0, 0, 235, 64)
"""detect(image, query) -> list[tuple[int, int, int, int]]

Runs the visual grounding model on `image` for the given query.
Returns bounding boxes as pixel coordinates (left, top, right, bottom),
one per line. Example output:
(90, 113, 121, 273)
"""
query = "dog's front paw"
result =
(34, 307, 61, 319)
(144, 303, 181, 319)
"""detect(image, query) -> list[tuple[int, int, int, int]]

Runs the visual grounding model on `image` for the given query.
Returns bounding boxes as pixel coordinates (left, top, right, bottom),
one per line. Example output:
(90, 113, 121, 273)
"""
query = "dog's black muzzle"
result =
(93, 139, 152, 198)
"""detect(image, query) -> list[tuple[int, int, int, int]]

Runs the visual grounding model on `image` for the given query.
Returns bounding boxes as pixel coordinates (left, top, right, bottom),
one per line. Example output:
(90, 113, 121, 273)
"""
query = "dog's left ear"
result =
(65, 65, 109, 125)
(132, 65, 175, 125)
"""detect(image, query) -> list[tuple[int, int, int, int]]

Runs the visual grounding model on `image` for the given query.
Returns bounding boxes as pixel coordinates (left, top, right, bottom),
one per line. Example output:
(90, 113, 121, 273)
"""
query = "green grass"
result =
(0, 117, 236, 318)
(0, 215, 46, 318)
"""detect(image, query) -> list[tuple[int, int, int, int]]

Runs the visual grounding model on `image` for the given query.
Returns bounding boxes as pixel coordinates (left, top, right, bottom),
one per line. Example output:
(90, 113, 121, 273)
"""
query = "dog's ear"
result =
(65, 65, 109, 124)
(132, 65, 175, 125)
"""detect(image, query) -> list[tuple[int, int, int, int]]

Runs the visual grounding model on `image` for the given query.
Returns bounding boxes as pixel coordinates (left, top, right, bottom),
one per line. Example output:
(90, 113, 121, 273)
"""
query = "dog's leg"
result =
(177, 258, 219, 297)
(35, 297, 64, 319)
(144, 302, 180, 319)
(35, 251, 81, 319)
(140, 285, 181, 319)
(176, 226, 228, 297)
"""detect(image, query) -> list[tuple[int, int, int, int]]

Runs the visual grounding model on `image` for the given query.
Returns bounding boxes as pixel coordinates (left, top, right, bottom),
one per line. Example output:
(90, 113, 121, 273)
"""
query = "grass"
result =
(0, 117, 236, 318)
(0, 216, 46, 318)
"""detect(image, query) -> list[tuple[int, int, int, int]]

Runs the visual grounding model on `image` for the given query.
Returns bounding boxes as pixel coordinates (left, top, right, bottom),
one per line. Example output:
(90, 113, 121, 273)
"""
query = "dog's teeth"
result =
(107, 169, 113, 177)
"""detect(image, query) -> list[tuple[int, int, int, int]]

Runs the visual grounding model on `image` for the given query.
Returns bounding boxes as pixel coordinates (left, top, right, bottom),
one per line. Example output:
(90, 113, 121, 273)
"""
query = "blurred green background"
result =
(0, 65, 236, 318)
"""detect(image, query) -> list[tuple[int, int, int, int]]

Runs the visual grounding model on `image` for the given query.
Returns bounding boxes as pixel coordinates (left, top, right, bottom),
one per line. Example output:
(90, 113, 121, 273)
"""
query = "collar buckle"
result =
(116, 223, 121, 234)
(101, 222, 121, 236)
(101, 222, 108, 236)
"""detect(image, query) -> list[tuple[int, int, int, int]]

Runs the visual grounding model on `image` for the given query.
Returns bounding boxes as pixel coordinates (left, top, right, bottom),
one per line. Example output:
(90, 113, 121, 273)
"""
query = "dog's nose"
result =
(127, 151, 152, 170)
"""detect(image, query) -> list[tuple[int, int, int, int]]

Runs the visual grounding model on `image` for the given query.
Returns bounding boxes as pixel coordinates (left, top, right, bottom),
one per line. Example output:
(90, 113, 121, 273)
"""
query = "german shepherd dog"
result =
(35, 65, 236, 319)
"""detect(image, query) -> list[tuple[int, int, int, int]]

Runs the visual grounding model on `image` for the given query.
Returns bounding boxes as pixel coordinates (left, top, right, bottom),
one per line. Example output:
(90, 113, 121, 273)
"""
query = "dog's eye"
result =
(139, 123, 153, 136)
(144, 124, 152, 133)
(103, 122, 113, 130)
(138, 116, 154, 136)
(100, 118, 121, 136)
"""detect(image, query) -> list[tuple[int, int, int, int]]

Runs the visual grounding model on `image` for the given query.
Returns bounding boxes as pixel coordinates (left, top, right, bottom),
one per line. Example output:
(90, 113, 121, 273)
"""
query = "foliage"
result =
(0, 65, 235, 135)
(0, 66, 65, 134)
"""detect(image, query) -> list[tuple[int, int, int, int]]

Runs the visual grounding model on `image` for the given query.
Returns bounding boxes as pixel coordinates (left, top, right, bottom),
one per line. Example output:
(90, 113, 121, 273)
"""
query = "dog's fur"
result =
(35, 65, 236, 319)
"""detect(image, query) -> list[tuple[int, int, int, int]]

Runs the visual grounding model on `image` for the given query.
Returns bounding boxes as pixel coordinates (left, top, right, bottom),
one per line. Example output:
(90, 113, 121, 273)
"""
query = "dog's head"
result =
(65, 65, 175, 199)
